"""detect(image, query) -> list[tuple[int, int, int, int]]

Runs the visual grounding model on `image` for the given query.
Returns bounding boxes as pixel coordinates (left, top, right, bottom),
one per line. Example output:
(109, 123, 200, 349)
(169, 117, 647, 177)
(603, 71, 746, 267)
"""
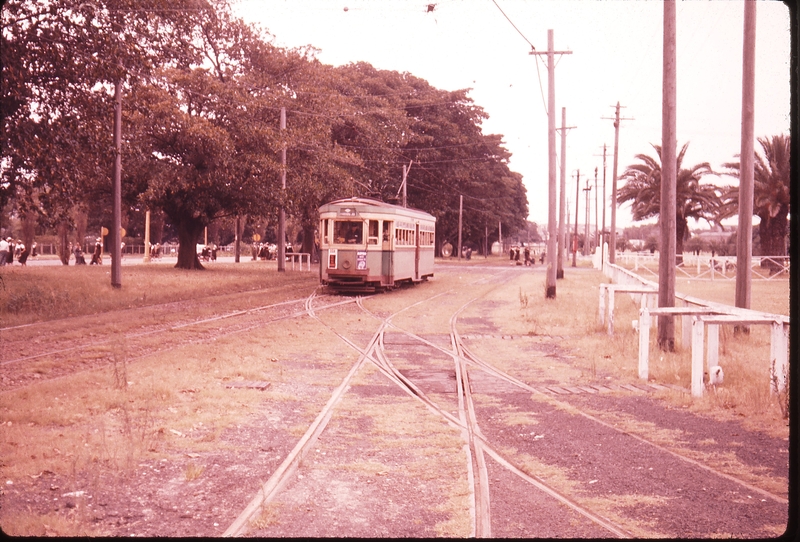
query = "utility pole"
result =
(400, 160, 412, 207)
(602, 104, 633, 264)
(594, 144, 609, 268)
(111, 78, 122, 288)
(278, 107, 286, 272)
(583, 178, 591, 256)
(498, 221, 503, 255)
(143, 209, 151, 263)
(556, 107, 576, 279)
(572, 170, 580, 267)
(659, 0, 678, 351)
(736, 0, 756, 323)
(458, 195, 463, 260)
(594, 167, 599, 255)
(531, 30, 571, 298)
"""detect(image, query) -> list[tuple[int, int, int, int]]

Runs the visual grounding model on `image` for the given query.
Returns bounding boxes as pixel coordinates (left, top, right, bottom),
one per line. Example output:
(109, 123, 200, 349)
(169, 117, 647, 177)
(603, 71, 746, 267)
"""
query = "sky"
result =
(232, 0, 792, 230)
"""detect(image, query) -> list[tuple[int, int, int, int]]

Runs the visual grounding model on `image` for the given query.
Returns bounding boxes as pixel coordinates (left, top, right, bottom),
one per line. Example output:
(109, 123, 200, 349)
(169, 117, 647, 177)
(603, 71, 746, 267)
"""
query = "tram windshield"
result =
(333, 220, 363, 244)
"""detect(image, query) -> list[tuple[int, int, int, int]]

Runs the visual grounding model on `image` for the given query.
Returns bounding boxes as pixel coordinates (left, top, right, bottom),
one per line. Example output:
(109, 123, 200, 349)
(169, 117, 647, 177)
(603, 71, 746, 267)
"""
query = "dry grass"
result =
(491, 269, 789, 438)
(0, 262, 317, 327)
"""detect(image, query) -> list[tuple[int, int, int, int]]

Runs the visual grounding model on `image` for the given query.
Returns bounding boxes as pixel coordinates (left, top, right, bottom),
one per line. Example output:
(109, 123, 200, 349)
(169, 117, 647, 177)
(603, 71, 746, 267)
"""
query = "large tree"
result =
(616, 143, 721, 264)
(2, 0, 212, 261)
(719, 134, 790, 261)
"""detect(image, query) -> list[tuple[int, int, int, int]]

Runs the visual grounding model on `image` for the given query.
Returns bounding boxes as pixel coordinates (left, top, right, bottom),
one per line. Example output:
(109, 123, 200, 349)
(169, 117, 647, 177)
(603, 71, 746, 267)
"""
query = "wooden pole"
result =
(658, 0, 677, 351)
(573, 170, 579, 267)
(736, 0, 756, 319)
(457, 195, 463, 260)
(278, 107, 286, 272)
(111, 79, 122, 288)
(545, 30, 557, 297)
(557, 107, 571, 279)
(143, 210, 151, 263)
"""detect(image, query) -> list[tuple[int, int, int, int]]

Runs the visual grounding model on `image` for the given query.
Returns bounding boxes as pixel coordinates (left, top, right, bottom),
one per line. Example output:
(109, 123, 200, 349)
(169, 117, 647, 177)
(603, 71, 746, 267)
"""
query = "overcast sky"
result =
(232, 0, 792, 229)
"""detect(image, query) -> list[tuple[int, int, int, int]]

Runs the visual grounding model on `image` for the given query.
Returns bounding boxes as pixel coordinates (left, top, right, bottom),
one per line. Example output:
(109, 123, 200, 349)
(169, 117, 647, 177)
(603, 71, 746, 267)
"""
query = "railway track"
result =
(0, 290, 353, 393)
(224, 268, 786, 537)
(2, 266, 786, 537)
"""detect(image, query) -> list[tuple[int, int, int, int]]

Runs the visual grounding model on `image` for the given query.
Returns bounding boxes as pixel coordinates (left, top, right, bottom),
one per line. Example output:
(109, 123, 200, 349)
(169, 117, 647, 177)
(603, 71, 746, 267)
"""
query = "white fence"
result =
(614, 252, 789, 281)
(602, 263, 789, 398)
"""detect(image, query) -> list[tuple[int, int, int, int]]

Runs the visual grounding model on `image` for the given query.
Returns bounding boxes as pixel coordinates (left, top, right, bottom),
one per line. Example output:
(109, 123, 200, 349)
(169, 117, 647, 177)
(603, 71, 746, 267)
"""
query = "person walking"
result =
(0, 237, 8, 265)
(90, 238, 102, 265)
(6, 238, 15, 264)
(17, 242, 29, 266)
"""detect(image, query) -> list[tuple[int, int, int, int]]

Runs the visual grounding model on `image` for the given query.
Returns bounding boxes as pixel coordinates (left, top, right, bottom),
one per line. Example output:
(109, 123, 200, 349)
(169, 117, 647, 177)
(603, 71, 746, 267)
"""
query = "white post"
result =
(707, 323, 719, 370)
(681, 314, 692, 350)
(770, 321, 788, 394)
(638, 308, 651, 380)
(691, 318, 705, 397)
(607, 288, 615, 336)
(599, 284, 606, 325)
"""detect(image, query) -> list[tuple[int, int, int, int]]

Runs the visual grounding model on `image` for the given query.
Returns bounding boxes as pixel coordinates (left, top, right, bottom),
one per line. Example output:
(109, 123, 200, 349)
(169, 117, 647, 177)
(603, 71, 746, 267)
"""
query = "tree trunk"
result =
(57, 221, 70, 265)
(175, 217, 205, 270)
(675, 216, 687, 266)
(758, 212, 788, 271)
(301, 222, 316, 262)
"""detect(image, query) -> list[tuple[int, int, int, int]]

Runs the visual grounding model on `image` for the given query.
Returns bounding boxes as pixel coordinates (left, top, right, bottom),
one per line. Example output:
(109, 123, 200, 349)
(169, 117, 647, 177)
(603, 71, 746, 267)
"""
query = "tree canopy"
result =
(616, 142, 722, 264)
(2, 0, 529, 268)
(719, 134, 790, 258)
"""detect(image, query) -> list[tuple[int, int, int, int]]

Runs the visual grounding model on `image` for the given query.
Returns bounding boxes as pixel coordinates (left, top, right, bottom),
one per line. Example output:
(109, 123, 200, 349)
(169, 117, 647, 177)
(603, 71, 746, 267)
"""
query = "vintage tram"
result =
(319, 197, 436, 292)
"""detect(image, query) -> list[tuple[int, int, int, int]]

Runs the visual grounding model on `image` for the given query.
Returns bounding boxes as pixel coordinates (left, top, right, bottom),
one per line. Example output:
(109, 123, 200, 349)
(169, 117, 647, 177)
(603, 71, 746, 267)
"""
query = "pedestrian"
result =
(90, 238, 102, 265)
(74, 243, 86, 265)
(514, 247, 520, 264)
(0, 237, 8, 266)
(17, 242, 29, 266)
(6, 238, 14, 264)
(523, 246, 531, 266)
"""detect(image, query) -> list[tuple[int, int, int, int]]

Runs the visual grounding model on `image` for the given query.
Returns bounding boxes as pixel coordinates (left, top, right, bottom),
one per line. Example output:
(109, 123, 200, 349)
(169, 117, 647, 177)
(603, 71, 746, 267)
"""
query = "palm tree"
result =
(616, 143, 722, 264)
(719, 134, 790, 262)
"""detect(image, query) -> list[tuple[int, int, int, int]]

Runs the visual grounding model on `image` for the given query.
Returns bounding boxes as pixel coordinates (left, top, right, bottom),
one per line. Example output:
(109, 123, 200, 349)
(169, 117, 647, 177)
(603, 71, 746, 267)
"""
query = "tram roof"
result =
(319, 197, 436, 221)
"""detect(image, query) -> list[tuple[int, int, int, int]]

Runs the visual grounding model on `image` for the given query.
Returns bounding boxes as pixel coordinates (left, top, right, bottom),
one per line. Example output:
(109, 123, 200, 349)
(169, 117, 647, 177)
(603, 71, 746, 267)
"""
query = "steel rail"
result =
(0, 296, 358, 395)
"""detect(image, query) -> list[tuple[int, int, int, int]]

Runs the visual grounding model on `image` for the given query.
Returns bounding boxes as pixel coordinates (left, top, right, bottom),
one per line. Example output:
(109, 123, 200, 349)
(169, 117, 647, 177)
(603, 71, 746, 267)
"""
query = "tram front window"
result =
(334, 220, 363, 244)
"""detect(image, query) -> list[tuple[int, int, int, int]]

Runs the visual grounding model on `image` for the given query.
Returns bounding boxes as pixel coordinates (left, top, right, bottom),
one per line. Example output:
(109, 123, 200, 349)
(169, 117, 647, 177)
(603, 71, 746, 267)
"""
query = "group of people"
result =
(198, 244, 218, 262)
(0, 237, 34, 266)
(509, 245, 543, 266)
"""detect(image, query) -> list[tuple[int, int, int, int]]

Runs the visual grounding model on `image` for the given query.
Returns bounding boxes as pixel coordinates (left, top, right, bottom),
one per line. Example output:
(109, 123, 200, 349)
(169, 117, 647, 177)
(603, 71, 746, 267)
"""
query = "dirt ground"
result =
(0, 265, 792, 537)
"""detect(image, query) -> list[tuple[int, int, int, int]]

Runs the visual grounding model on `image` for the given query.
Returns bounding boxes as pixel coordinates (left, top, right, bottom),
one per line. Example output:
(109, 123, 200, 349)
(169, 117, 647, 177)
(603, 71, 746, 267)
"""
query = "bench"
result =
(599, 284, 658, 336)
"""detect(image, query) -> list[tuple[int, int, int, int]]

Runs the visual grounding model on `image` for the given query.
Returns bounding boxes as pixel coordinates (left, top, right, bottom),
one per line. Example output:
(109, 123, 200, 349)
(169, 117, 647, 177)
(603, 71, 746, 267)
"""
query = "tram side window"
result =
(334, 220, 363, 244)
(395, 227, 415, 246)
(322, 219, 329, 245)
(367, 220, 379, 245)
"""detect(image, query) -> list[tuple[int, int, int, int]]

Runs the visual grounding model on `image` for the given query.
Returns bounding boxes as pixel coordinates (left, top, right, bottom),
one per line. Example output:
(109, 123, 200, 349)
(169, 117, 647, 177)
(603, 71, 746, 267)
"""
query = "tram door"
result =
(414, 223, 420, 281)
(382, 220, 393, 282)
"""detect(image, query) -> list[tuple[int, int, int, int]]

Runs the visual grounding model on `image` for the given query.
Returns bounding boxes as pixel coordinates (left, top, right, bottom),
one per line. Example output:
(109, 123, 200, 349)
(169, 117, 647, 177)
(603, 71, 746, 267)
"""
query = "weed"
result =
(518, 287, 528, 309)
(184, 462, 205, 481)
(249, 502, 282, 530)
(112, 342, 128, 390)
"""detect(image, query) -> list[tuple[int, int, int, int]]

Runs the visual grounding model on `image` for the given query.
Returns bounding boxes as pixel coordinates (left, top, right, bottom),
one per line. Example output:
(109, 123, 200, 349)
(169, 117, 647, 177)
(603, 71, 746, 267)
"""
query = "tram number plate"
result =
(356, 251, 367, 270)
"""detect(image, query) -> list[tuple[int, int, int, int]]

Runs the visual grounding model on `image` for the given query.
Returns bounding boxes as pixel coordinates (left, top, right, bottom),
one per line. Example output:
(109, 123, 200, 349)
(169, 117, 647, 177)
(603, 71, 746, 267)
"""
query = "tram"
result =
(319, 197, 436, 292)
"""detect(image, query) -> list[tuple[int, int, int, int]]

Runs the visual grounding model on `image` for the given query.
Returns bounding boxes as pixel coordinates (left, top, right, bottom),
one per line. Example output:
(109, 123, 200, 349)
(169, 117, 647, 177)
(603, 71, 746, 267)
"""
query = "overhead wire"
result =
(486, 0, 548, 117)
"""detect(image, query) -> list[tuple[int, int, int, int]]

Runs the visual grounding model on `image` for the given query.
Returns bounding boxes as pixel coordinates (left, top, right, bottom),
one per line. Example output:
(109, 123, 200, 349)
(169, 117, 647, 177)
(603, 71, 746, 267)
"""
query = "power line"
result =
(488, 0, 536, 51)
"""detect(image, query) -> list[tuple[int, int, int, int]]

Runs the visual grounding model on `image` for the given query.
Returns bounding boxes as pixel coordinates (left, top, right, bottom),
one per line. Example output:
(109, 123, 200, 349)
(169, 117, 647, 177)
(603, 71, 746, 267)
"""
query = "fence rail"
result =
(613, 252, 789, 281)
(602, 262, 789, 398)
